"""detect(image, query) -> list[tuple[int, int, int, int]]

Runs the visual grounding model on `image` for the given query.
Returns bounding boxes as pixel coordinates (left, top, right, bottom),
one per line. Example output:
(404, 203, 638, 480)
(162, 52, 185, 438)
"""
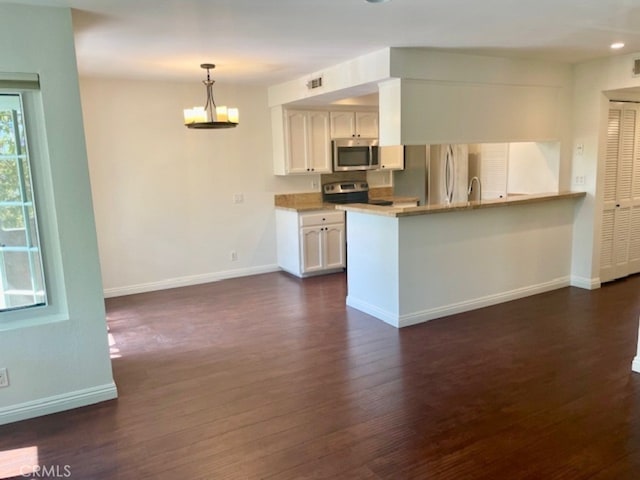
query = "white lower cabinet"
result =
(276, 209, 345, 277)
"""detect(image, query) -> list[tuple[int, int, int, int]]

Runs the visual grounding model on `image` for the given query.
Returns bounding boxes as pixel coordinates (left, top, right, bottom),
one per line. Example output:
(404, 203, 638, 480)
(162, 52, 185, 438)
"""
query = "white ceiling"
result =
(4, 0, 640, 85)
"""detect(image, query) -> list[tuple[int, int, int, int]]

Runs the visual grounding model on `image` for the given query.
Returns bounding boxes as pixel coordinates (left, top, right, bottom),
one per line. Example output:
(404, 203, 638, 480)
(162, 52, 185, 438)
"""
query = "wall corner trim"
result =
(632, 356, 640, 374)
(0, 382, 118, 426)
(570, 275, 601, 290)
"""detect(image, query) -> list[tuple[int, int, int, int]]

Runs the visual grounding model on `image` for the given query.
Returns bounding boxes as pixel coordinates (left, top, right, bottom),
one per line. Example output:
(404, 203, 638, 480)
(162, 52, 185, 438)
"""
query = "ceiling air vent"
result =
(307, 76, 323, 90)
(633, 59, 640, 77)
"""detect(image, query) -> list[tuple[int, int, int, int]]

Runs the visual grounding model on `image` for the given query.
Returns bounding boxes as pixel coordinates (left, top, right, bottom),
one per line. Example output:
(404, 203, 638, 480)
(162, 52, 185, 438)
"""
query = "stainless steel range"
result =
(323, 182, 392, 205)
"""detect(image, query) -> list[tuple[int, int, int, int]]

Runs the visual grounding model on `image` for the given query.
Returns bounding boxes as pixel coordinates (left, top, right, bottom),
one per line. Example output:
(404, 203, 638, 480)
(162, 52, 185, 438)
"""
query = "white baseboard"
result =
(0, 382, 118, 426)
(103, 264, 280, 298)
(346, 296, 399, 328)
(632, 357, 640, 374)
(398, 276, 571, 328)
(348, 276, 570, 329)
(570, 275, 601, 290)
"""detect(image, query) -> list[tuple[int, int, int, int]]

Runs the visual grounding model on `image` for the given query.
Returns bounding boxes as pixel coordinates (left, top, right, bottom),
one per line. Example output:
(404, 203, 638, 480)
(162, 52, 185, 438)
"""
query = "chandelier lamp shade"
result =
(183, 63, 239, 129)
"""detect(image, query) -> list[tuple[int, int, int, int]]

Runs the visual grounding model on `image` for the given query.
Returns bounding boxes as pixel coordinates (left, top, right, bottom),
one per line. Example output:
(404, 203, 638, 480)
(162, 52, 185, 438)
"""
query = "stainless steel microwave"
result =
(332, 138, 379, 171)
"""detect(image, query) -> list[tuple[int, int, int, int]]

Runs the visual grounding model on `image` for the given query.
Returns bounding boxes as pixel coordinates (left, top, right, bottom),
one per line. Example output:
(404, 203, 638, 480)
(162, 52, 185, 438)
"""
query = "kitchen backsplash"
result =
(320, 171, 367, 186)
(321, 169, 391, 188)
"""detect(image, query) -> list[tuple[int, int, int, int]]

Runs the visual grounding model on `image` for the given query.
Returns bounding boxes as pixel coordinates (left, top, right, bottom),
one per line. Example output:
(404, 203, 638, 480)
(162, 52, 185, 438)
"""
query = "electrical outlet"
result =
(311, 180, 319, 190)
(576, 143, 584, 156)
(230, 251, 238, 262)
(233, 193, 244, 204)
(574, 175, 586, 185)
(0, 368, 8, 388)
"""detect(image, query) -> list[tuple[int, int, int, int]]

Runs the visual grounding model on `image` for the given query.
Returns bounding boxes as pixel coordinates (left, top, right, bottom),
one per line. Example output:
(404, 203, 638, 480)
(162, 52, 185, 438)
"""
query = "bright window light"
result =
(0, 446, 39, 479)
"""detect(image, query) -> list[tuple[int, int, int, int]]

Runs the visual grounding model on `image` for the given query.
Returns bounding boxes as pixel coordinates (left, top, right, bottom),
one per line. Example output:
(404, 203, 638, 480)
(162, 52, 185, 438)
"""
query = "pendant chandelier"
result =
(183, 63, 239, 129)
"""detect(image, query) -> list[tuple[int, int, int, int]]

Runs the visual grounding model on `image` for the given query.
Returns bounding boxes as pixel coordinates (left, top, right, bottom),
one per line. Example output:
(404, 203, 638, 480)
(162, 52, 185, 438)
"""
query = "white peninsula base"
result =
(341, 194, 583, 328)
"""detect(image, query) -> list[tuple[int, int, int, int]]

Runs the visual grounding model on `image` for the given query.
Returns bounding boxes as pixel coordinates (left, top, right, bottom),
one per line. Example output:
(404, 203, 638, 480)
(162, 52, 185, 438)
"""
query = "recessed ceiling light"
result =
(611, 42, 625, 50)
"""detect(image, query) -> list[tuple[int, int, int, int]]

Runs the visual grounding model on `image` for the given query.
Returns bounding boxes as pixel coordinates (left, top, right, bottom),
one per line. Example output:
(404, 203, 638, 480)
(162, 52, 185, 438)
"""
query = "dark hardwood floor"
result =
(1, 272, 640, 479)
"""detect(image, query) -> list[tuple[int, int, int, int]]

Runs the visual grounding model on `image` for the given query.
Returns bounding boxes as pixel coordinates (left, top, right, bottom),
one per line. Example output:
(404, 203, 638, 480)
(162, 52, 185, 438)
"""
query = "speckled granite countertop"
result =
(274, 188, 419, 212)
(334, 191, 586, 217)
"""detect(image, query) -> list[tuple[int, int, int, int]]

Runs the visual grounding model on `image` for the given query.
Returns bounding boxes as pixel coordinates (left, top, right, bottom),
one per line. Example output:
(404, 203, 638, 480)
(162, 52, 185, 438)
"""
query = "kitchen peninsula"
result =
(336, 191, 586, 328)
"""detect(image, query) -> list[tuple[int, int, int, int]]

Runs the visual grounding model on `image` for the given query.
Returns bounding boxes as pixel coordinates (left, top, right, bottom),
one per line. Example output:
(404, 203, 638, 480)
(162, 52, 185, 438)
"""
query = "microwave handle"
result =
(370, 146, 377, 167)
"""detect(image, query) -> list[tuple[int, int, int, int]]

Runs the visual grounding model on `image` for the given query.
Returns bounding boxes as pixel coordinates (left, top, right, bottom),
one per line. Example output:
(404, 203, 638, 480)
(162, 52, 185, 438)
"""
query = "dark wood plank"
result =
(0, 271, 639, 479)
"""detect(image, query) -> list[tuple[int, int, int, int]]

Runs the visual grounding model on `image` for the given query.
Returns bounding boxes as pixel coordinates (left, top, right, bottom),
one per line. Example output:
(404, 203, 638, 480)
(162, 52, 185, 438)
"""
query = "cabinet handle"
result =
(616, 203, 621, 207)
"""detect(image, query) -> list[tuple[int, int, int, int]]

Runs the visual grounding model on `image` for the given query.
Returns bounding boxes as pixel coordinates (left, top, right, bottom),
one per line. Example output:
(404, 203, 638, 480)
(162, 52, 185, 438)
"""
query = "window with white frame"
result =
(0, 93, 46, 311)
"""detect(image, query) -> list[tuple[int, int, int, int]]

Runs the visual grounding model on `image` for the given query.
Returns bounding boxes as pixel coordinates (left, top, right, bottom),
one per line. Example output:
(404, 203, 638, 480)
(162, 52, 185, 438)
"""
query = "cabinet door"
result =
(379, 145, 404, 170)
(356, 111, 379, 138)
(323, 224, 346, 270)
(300, 226, 323, 273)
(285, 110, 309, 174)
(330, 111, 356, 138)
(307, 111, 332, 173)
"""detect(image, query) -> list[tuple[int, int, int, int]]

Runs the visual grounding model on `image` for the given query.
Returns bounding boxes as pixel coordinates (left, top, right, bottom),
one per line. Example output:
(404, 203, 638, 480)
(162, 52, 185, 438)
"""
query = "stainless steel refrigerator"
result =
(394, 144, 469, 206)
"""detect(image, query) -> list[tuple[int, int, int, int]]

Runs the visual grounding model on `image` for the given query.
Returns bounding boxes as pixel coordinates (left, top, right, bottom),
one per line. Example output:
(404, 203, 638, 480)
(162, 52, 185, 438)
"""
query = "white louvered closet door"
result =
(600, 102, 640, 282)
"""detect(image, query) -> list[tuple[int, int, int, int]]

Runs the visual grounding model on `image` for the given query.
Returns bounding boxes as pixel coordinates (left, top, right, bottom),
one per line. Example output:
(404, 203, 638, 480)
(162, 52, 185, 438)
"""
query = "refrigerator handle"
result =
(444, 148, 450, 203)
(445, 145, 454, 204)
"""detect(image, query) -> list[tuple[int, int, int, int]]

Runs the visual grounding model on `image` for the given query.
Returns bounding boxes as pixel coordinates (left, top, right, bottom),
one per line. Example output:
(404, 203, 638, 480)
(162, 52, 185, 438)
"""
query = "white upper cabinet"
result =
(379, 145, 404, 170)
(306, 111, 332, 173)
(274, 109, 332, 175)
(355, 111, 379, 138)
(329, 111, 356, 138)
(330, 111, 379, 139)
(285, 110, 309, 174)
(272, 106, 379, 175)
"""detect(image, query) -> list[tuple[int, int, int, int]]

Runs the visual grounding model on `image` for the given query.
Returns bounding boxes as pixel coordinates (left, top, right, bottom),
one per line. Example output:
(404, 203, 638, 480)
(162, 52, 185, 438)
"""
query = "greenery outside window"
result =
(0, 93, 46, 311)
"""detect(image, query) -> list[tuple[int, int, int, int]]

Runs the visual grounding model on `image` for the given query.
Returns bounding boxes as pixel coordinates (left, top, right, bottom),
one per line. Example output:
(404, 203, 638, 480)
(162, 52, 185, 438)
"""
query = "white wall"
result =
(397, 79, 565, 144)
(507, 142, 560, 194)
(80, 77, 312, 296)
(0, 4, 115, 425)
